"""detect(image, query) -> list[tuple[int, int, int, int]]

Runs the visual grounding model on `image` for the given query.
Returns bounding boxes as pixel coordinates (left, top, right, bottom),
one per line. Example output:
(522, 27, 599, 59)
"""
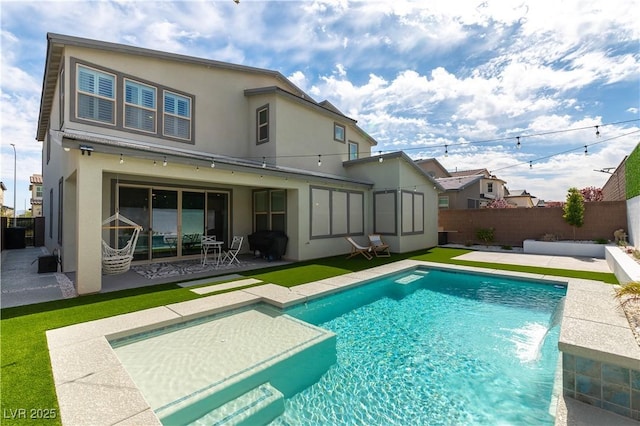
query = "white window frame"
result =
(438, 196, 449, 209)
(163, 90, 191, 140)
(76, 64, 116, 125)
(124, 79, 157, 133)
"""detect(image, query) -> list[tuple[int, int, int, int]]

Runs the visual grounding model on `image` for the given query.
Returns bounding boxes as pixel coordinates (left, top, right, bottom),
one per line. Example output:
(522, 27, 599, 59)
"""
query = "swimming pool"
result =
(111, 267, 566, 425)
(276, 268, 566, 425)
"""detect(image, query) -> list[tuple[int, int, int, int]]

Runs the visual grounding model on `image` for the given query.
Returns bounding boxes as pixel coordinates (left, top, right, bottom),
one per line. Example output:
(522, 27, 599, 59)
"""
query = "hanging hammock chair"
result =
(102, 212, 142, 275)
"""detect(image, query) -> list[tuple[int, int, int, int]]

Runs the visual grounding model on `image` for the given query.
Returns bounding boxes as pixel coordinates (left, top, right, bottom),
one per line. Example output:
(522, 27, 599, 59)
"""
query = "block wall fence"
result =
(438, 201, 628, 247)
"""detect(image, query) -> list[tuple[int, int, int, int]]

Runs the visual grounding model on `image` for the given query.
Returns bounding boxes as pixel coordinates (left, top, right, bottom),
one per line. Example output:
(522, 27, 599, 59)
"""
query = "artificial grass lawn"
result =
(0, 247, 618, 425)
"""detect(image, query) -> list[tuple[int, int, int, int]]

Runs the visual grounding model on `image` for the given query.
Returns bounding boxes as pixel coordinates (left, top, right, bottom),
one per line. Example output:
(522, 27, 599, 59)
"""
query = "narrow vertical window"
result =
(58, 178, 63, 244)
(256, 104, 269, 144)
(76, 65, 115, 124)
(125, 79, 156, 133)
(334, 123, 345, 142)
(163, 91, 191, 140)
(348, 141, 358, 160)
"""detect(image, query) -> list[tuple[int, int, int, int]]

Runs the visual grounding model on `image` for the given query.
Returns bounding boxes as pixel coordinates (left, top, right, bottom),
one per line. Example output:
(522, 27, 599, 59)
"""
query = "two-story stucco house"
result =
(414, 159, 507, 209)
(29, 174, 44, 217)
(36, 33, 443, 295)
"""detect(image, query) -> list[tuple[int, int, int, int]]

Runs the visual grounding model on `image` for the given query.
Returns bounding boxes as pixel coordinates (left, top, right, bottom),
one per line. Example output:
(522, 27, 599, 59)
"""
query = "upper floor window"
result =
(348, 141, 358, 160)
(438, 196, 449, 209)
(163, 91, 191, 140)
(334, 123, 345, 142)
(487, 182, 494, 193)
(76, 65, 115, 124)
(35, 185, 43, 198)
(125, 79, 156, 133)
(257, 104, 269, 144)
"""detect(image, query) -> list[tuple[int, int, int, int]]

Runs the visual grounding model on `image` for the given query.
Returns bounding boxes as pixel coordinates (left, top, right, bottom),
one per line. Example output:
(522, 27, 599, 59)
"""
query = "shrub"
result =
(476, 227, 495, 247)
(614, 282, 640, 308)
(593, 238, 608, 244)
(501, 245, 513, 250)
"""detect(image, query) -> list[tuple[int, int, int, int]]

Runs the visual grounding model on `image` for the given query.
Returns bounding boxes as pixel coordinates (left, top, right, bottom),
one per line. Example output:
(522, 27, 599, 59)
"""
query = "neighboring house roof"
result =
(38, 33, 310, 141)
(344, 151, 445, 192)
(436, 174, 484, 191)
(52, 129, 375, 188)
(30, 174, 43, 185)
(449, 168, 489, 177)
(507, 189, 531, 197)
(31, 199, 43, 205)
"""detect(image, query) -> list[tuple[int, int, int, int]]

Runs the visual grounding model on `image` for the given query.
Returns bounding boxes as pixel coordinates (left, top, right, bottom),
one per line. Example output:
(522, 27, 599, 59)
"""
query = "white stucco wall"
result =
(628, 196, 640, 247)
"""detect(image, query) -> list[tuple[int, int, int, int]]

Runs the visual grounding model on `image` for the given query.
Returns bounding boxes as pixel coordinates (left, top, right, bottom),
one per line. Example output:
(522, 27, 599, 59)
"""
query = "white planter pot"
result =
(523, 239, 606, 258)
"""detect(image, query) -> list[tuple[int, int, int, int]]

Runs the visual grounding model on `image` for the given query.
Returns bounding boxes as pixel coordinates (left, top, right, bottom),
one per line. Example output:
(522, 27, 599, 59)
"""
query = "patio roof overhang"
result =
(52, 129, 374, 189)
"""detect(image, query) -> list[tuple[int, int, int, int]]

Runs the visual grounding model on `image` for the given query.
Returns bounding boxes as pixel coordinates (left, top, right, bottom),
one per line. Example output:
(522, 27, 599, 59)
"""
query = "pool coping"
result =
(46, 260, 635, 425)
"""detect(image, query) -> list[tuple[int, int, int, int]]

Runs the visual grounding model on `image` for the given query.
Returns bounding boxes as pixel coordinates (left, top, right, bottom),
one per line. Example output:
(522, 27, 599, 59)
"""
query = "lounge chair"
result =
(368, 234, 391, 257)
(345, 236, 373, 260)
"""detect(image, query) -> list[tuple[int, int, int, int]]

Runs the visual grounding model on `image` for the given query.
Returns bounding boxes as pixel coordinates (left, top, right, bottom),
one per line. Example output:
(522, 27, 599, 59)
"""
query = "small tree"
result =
(486, 198, 512, 208)
(563, 187, 585, 240)
(580, 186, 603, 202)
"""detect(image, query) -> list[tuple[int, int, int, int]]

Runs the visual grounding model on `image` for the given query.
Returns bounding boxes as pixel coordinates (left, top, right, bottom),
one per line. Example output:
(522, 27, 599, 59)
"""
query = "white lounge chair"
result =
(368, 234, 391, 257)
(345, 236, 372, 260)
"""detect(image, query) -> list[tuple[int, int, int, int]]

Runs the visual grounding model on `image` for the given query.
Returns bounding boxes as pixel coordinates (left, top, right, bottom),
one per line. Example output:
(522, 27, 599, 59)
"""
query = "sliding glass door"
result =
(117, 185, 229, 262)
(151, 190, 178, 259)
(182, 191, 205, 256)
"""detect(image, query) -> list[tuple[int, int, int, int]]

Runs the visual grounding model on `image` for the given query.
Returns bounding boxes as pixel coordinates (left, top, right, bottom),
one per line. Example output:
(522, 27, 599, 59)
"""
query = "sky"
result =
(1, 0, 639, 214)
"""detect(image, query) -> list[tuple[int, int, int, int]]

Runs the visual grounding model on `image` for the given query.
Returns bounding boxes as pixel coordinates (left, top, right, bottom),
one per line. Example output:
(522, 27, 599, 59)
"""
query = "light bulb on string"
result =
(516, 136, 521, 149)
(163, 156, 167, 167)
(317, 155, 322, 167)
(262, 157, 266, 168)
(595, 125, 600, 138)
(211, 159, 215, 168)
(378, 151, 383, 163)
(529, 161, 532, 169)
(119, 154, 124, 164)
(444, 145, 448, 157)
(584, 145, 588, 155)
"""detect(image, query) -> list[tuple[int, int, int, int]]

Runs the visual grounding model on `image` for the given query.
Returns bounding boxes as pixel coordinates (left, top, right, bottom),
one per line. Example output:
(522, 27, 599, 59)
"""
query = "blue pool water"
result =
(273, 268, 566, 425)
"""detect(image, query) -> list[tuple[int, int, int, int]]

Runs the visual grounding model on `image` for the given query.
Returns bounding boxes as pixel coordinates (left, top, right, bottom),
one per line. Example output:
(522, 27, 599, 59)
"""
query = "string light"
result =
(163, 156, 167, 167)
(378, 151, 383, 163)
(529, 161, 532, 169)
(318, 154, 322, 167)
(584, 145, 588, 155)
(444, 144, 448, 157)
(153, 160, 157, 166)
(119, 154, 124, 164)
(210, 159, 215, 168)
(262, 157, 266, 168)
(595, 125, 600, 138)
(516, 136, 521, 149)
(196, 165, 199, 171)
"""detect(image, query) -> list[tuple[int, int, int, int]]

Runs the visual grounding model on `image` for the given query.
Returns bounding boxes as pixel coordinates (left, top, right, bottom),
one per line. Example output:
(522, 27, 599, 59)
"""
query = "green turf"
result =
(0, 247, 618, 425)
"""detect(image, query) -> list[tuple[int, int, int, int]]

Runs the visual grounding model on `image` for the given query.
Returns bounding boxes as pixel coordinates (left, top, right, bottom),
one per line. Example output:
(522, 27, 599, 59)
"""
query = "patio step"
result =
(188, 383, 284, 426)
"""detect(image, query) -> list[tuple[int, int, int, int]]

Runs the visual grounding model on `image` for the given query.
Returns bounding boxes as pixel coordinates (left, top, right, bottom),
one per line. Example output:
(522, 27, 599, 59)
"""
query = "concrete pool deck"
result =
(44, 259, 640, 425)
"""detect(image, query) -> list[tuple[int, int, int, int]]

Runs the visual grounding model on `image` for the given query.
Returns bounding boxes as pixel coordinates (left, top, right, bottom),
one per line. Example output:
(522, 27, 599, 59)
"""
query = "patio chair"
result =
(368, 234, 391, 257)
(345, 236, 372, 260)
(222, 236, 244, 265)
